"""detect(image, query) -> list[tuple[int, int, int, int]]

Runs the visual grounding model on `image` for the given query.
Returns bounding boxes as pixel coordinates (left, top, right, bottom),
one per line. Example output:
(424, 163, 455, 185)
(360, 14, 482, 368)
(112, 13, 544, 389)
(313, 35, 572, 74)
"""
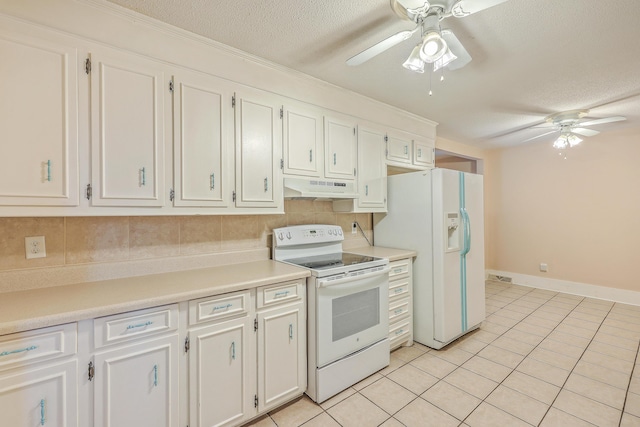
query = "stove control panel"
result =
(273, 225, 344, 247)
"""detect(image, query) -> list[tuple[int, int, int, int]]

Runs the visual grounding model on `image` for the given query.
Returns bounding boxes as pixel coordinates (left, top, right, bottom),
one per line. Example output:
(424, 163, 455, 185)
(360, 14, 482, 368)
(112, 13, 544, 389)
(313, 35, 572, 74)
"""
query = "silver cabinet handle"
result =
(231, 341, 236, 360)
(153, 364, 158, 387)
(46, 160, 51, 182)
(395, 329, 404, 336)
(418, 148, 422, 157)
(274, 290, 290, 298)
(333, 153, 337, 165)
(40, 399, 46, 425)
(289, 324, 293, 340)
(365, 185, 369, 196)
(309, 149, 313, 162)
(210, 173, 215, 190)
(394, 288, 403, 294)
(264, 177, 268, 192)
(0, 345, 38, 357)
(394, 308, 403, 314)
(212, 303, 232, 311)
(140, 167, 146, 186)
(404, 145, 408, 155)
(126, 321, 153, 330)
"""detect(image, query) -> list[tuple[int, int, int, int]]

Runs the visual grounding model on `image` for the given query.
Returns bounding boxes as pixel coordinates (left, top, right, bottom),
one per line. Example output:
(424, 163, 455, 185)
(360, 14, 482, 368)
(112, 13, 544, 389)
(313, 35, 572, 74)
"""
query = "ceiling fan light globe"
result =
(403, 44, 426, 72)
(420, 31, 448, 63)
(553, 137, 568, 149)
(567, 134, 583, 147)
(433, 48, 457, 71)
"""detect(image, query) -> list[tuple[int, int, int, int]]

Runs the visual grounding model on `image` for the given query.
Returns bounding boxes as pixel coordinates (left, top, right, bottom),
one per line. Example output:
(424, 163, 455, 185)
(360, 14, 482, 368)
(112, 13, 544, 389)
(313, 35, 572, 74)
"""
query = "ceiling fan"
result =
(346, 0, 510, 73)
(523, 110, 627, 149)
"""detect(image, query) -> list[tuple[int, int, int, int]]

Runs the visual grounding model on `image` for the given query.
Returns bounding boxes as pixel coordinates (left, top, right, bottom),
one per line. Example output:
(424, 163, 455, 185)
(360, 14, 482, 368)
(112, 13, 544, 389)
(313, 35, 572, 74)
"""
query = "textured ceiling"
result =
(106, 0, 640, 149)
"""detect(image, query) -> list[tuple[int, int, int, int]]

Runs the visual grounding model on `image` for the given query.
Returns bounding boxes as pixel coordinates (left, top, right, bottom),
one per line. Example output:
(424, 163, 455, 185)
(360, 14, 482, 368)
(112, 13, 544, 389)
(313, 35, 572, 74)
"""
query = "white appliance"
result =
(272, 225, 390, 403)
(374, 169, 485, 349)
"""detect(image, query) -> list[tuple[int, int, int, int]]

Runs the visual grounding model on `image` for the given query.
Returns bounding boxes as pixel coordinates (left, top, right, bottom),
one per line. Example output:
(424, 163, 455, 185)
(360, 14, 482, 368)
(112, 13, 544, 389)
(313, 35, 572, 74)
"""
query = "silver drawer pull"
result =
(394, 308, 403, 314)
(394, 268, 403, 273)
(289, 324, 293, 339)
(40, 398, 46, 425)
(394, 288, 403, 294)
(0, 345, 38, 357)
(213, 303, 233, 311)
(395, 329, 404, 336)
(153, 364, 158, 387)
(126, 321, 153, 330)
(231, 341, 236, 360)
(274, 290, 290, 298)
(46, 160, 52, 182)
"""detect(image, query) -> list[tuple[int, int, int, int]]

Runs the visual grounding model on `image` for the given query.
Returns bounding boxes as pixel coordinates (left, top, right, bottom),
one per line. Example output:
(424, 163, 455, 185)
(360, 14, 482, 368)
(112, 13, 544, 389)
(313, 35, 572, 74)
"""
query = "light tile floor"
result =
(246, 281, 640, 426)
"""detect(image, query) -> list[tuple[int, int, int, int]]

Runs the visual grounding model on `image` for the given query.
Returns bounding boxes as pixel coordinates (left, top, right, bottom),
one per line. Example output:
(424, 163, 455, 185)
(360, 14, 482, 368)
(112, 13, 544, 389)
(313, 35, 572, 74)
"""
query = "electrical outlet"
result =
(352, 222, 357, 235)
(539, 263, 548, 272)
(25, 236, 46, 259)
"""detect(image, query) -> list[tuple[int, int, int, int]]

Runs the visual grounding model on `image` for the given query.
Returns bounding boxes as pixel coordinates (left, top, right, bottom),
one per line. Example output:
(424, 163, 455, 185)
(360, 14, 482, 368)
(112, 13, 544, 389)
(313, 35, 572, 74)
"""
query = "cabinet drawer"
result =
(0, 323, 77, 372)
(189, 290, 251, 326)
(388, 259, 410, 280)
(257, 281, 302, 309)
(389, 298, 410, 323)
(94, 304, 178, 349)
(389, 320, 411, 348)
(389, 279, 410, 300)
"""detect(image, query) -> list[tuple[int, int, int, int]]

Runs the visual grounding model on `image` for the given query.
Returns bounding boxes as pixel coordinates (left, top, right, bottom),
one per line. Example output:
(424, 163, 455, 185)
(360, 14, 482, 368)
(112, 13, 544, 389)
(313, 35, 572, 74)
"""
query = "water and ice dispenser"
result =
(445, 212, 460, 252)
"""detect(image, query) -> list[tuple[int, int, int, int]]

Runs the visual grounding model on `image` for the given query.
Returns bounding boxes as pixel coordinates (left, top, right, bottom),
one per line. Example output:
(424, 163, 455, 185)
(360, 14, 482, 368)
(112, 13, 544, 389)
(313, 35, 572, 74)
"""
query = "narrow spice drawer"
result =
(0, 323, 77, 371)
(94, 304, 178, 349)
(389, 298, 410, 323)
(257, 281, 303, 309)
(189, 290, 251, 326)
(389, 278, 410, 300)
(389, 319, 411, 349)
(388, 259, 410, 280)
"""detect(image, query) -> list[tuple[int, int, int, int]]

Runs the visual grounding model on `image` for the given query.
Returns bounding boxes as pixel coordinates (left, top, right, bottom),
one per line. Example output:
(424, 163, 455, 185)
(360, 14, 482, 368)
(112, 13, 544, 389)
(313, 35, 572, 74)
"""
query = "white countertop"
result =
(0, 260, 310, 336)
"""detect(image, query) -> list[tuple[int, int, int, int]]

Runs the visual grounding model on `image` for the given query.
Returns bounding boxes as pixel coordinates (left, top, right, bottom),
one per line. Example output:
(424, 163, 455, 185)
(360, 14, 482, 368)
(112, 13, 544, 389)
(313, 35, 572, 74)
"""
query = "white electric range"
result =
(273, 224, 390, 403)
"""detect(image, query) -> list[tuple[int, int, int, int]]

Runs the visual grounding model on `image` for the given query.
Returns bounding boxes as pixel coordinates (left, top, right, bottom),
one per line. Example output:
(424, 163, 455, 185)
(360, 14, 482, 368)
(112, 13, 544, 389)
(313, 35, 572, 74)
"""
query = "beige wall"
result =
(485, 126, 640, 291)
(436, 156, 477, 173)
(0, 201, 372, 288)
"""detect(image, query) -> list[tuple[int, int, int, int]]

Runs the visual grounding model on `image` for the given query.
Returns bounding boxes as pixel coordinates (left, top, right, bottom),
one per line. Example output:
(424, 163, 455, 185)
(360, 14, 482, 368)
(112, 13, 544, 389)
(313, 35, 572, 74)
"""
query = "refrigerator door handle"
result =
(461, 207, 471, 256)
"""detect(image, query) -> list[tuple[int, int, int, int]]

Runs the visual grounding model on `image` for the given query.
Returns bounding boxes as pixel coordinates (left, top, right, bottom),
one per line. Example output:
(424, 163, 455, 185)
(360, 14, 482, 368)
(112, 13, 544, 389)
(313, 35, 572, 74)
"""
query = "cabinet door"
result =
(257, 302, 305, 412)
(173, 71, 233, 207)
(357, 126, 387, 210)
(386, 132, 412, 165)
(282, 103, 322, 177)
(93, 335, 179, 427)
(413, 137, 435, 168)
(189, 316, 255, 427)
(0, 32, 79, 206)
(235, 89, 283, 208)
(89, 49, 166, 207)
(0, 359, 78, 427)
(324, 116, 357, 180)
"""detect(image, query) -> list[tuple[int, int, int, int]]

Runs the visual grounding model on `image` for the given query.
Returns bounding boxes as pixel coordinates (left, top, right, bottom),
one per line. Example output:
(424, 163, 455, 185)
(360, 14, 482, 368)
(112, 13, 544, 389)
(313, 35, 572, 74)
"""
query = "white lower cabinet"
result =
(93, 335, 180, 427)
(0, 359, 78, 427)
(188, 315, 255, 427)
(388, 258, 414, 350)
(256, 298, 305, 413)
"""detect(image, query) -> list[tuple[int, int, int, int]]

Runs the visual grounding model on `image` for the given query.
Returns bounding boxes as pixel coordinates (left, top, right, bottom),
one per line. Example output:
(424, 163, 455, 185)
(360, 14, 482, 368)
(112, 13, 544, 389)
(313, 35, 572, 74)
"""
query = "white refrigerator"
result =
(374, 169, 485, 349)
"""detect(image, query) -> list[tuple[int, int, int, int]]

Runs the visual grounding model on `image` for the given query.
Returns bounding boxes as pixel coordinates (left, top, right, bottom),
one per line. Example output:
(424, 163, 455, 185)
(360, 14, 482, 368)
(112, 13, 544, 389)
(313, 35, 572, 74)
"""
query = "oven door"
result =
(316, 268, 389, 367)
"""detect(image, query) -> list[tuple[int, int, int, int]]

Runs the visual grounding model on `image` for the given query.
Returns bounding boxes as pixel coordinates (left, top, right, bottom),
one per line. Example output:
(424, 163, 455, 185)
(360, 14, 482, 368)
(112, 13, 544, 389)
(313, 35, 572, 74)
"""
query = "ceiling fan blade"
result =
(579, 116, 627, 127)
(441, 29, 471, 70)
(571, 128, 600, 137)
(522, 130, 558, 143)
(450, 0, 510, 17)
(346, 26, 419, 66)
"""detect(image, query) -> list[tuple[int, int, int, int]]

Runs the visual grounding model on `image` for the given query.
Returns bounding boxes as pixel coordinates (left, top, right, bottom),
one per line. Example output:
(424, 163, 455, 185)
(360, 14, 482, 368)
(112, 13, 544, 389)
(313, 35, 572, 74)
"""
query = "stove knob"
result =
(328, 229, 333, 235)
(337, 228, 343, 236)
(278, 232, 284, 241)
(286, 232, 292, 239)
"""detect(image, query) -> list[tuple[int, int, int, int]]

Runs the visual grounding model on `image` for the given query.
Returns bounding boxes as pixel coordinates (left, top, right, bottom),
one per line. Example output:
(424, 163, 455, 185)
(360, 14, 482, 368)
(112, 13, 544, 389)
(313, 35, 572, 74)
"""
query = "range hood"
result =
(283, 177, 358, 200)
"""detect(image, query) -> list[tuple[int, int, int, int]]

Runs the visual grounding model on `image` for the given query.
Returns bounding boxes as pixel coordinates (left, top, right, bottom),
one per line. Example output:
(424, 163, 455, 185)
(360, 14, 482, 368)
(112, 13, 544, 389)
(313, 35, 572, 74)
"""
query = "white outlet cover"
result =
(25, 236, 46, 259)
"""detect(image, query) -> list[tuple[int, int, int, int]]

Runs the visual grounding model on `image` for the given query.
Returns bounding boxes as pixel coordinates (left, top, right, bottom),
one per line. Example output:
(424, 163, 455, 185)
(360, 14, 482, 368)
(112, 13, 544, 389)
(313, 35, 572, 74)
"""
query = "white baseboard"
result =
(486, 269, 640, 307)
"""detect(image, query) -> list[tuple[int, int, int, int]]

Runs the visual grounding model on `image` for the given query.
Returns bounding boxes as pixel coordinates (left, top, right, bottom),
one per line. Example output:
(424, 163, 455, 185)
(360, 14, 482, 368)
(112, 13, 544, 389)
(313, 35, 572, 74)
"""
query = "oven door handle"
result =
(316, 267, 390, 288)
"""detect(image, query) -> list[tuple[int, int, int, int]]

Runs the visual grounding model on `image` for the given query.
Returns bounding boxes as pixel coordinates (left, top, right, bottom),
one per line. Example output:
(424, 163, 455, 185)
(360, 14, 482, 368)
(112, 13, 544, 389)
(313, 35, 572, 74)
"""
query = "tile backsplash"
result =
(0, 200, 373, 275)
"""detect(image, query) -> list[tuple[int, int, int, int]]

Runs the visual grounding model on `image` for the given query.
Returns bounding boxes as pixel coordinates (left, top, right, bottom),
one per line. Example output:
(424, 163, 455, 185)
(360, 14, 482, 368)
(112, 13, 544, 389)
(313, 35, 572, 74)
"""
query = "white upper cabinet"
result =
(357, 126, 387, 210)
(0, 31, 79, 206)
(282, 103, 322, 178)
(234, 89, 283, 209)
(89, 48, 167, 207)
(324, 115, 357, 181)
(386, 132, 412, 165)
(413, 136, 435, 168)
(172, 70, 233, 208)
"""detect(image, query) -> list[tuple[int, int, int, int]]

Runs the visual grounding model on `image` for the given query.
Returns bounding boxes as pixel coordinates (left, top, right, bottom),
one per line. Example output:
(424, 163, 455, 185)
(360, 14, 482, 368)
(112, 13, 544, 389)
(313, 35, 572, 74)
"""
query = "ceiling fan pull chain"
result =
(429, 68, 433, 96)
